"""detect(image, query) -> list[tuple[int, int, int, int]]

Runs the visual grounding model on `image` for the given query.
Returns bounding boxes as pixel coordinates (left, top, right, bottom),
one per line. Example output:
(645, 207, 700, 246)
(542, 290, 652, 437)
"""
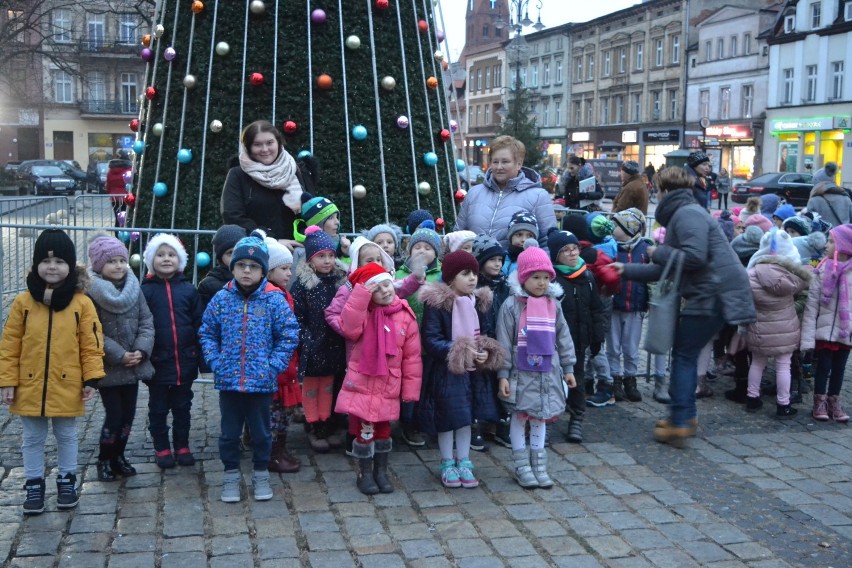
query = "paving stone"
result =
(305, 531, 347, 551)
(115, 516, 156, 534)
(258, 536, 300, 559)
(107, 552, 156, 568)
(110, 533, 157, 553)
(446, 538, 492, 558)
(505, 503, 551, 521)
(552, 555, 605, 567)
(490, 535, 537, 557)
(455, 557, 501, 568)
(538, 535, 585, 556)
(568, 517, 611, 537)
(523, 519, 567, 537)
(211, 534, 252, 556)
(399, 539, 445, 559)
(69, 513, 115, 534)
(724, 541, 773, 560)
(657, 522, 705, 542)
(163, 513, 204, 537)
(642, 548, 703, 568)
(699, 523, 751, 545)
(64, 533, 111, 553)
(598, 511, 648, 530)
(679, 540, 734, 563)
(210, 553, 253, 567)
(600, 479, 641, 495)
(357, 554, 407, 568)
(159, 551, 207, 568)
(16, 530, 62, 556)
(798, 504, 851, 526)
(434, 520, 479, 539)
(618, 528, 672, 550)
(161, 536, 205, 553)
(57, 552, 107, 568)
(585, 535, 632, 558)
(298, 511, 339, 532)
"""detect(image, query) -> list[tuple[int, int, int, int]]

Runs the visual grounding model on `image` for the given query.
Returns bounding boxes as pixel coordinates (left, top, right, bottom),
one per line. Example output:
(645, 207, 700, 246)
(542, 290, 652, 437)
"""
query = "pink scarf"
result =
(820, 254, 852, 339)
(452, 294, 480, 372)
(360, 300, 405, 376)
(517, 295, 556, 372)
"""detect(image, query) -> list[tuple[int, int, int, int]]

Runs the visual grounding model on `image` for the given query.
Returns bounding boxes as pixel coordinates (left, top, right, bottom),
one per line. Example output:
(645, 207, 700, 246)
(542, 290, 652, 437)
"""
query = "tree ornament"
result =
(433, 50, 444, 62)
(196, 252, 211, 268)
(155, 24, 165, 38)
(129, 254, 141, 268)
(145, 86, 157, 100)
(191, 1, 204, 14)
(129, 119, 140, 132)
(352, 125, 368, 141)
(152, 123, 164, 136)
(439, 129, 451, 143)
(311, 9, 327, 24)
(418, 20, 428, 33)
(426, 76, 438, 89)
(345, 35, 361, 50)
(418, 181, 431, 195)
(423, 152, 438, 166)
(374, 0, 389, 10)
(297, 150, 312, 159)
(118, 231, 130, 243)
(249, 72, 264, 86)
(125, 183, 132, 192)
(142, 34, 151, 47)
(177, 149, 193, 164)
(436, 29, 445, 42)
(249, 0, 266, 15)
(130, 231, 141, 242)
(396, 115, 409, 129)
(449, 119, 458, 132)
(283, 120, 297, 134)
(456, 159, 466, 172)
(122, 170, 133, 185)
(132, 140, 145, 154)
(352, 184, 367, 199)
(455, 189, 467, 203)
(116, 211, 127, 226)
(317, 74, 333, 90)
(183, 74, 198, 89)
(215, 42, 230, 56)
(209, 120, 223, 133)
(153, 182, 168, 197)
(124, 193, 136, 208)
(435, 217, 445, 230)
(140, 48, 153, 61)
(164, 46, 177, 61)
(380, 76, 396, 91)
(442, 60, 449, 71)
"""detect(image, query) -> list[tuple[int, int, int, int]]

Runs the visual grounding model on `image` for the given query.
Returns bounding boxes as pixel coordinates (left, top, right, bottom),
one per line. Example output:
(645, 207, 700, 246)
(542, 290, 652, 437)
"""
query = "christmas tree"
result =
(130, 0, 460, 248)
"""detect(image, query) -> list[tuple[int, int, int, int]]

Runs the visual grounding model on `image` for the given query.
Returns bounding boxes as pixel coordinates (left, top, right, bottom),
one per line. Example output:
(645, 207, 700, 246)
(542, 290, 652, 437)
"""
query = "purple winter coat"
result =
(746, 257, 811, 356)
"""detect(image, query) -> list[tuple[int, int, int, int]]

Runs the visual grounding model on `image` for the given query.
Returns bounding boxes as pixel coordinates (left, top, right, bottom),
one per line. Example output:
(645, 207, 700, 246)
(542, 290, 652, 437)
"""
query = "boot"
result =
(566, 418, 583, 444)
(372, 439, 394, 493)
(97, 460, 116, 482)
(584, 379, 595, 396)
(353, 441, 379, 495)
(268, 434, 301, 473)
(470, 421, 486, 452)
(623, 376, 642, 402)
(586, 380, 615, 407)
(812, 394, 829, 421)
(155, 449, 175, 469)
(529, 449, 554, 488)
(111, 436, 136, 476)
(23, 478, 45, 515)
(55, 473, 79, 509)
(653, 375, 671, 404)
(612, 376, 628, 402)
(511, 449, 538, 488)
(307, 422, 330, 453)
(324, 420, 345, 450)
(724, 378, 749, 403)
(827, 395, 850, 423)
(653, 422, 693, 449)
(695, 375, 713, 398)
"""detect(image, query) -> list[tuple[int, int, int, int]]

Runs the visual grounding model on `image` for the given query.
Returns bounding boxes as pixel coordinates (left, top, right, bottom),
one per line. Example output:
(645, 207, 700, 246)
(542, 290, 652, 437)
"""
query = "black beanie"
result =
(547, 231, 581, 263)
(32, 229, 76, 270)
(212, 224, 246, 263)
(560, 213, 591, 241)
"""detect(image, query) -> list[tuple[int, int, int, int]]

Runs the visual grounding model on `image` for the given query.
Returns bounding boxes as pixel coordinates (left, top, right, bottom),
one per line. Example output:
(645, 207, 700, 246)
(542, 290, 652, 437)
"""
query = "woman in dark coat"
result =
(220, 120, 318, 250)
(612, 167, 756, 448)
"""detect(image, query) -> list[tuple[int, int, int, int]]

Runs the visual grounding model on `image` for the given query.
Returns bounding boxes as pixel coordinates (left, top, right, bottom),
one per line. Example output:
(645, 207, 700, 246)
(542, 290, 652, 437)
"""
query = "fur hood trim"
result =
(296, 259, 348, 289)
(74, 264, 90, 292)
(446, 335, 507, 375)
(506, 271, 564, 299)
(418, 281, 492, 313)
(751, 255, 813, 282)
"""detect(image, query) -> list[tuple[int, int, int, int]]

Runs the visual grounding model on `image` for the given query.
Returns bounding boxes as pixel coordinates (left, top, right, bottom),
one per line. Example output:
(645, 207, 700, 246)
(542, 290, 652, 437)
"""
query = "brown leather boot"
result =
(268, 434, 300, 473)
(653, 421, 695, 448)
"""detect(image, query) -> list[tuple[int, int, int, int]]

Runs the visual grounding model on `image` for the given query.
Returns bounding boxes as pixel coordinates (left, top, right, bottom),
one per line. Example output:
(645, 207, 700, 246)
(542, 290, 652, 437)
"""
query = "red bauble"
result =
(439, 129, 451, 143)
(283, 120, 297, 134)
(145, 86, 157, 100)
(418, 20, 428, 33)
(317, 74, 333, 90)
(249, 72, 264, 86)
(435, 217, 445, 230)
(129, 119, 140, 132)
(454, 189, 467, 203)
(124, 193, 136, 208)
(374, 0, 389, 9)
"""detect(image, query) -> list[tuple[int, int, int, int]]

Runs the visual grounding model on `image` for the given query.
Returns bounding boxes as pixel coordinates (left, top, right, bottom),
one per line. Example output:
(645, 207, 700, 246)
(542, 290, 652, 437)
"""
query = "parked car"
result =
(86, 161, 109, 193)
(17, 159, 88, 187)
(731, 172, 814, 207)
(458, 165, 485, 190)
(3, 161, 22, 175)
(18, 165, 79, 196)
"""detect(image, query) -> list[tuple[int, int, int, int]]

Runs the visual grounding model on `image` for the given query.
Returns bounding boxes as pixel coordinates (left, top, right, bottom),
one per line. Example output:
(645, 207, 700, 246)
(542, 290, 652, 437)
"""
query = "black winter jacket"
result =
(554, 269, 606, 352)
(197, 264, 232, 308)
(478, 273, 512, 339)
(683, 164, 709, 208)
(221, 167, 306, 240)
(290, 263, 347, 378)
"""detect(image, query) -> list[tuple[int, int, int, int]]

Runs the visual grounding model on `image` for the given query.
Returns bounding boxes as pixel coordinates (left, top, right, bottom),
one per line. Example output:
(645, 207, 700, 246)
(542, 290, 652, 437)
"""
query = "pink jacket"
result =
(324, 273, 421, 358)
(801, 260, 852, 349)
(334, 285, 422, 423)
(746, 257, 810, 355)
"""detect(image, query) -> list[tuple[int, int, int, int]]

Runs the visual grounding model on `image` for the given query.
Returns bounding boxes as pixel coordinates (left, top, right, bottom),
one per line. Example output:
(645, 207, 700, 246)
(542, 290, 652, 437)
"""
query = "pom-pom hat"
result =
(406, 209, 433, 233)
(687, 151, 710, 168)
(230, 230, 270, 275)
(407, 227, 442, 256)
(143, 233, 188, 274)
(507, 211, 539, 241)
(303, 225, 336, 261)
(88, 235, 128, 273)
(441, 250, 479, 284)
(517, 243, 555, 284)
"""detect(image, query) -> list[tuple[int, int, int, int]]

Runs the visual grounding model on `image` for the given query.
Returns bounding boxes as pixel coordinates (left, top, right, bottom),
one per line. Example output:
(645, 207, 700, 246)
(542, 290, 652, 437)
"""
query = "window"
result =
(717, 38, 724, 59)
(555, 60, 562, 83)
(477, 69, 482, 91)
(485, 67, 491, 89)
(832, 61, 844, 99)
(586, 100, 593, 125)
(484, 105, 490, 125)
(784, 15, 795, 33)
(86, 14, 105, 49)
(542, 102, 549, 127)
(575, 57, 583, 82)
(604, 51, 611, 77)
(52, 9, 72, 42)
(586, 54, 595, 80)
(846, 1, 852, 22)
(668, 89, 677, 120)
(119, 14, 137, 44)
(7, 10, 25, 41)
(520, 67, 527, 87)
(651, 90, 661, 119)
(744, 33, 752, 54)
(469, 70, 474, 92)
(531, 64, 538, 87)
(806, 65, 818, 101)
(730, 36, 738, 57)
(742, 85, 753, 118)
(120, 73, 138, 113)
(655, 39, 663, 66)
(482, 25, 489, 38)
(635, 42, 643, 70)
(554, 100, 561, 125)
(574, 101, 582, 125)
(699, 90, 710, 118)
(543, 62, 550, 85)
(87, 72, 105, 102)
(671, 35, 680, 64)
(632, 93, 641, 122)
(783, 68, 794, 104)
(494, 65, 502, 87)
(53, 70, 74, 103)
(720, 87, 731, 119)
(601, 97, 609, 125)
(811, 2, 821, 28)
(704, 40, 712, 62)
(615, 96, 625, 123)
(619, 48, 626, 73)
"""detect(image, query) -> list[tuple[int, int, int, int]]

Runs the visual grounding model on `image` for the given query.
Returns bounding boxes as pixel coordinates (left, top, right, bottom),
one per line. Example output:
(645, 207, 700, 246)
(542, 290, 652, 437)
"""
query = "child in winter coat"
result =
(263, 237, 302, 473)
(745, 229, 811, 417)
(608, 209, 651, 403)
(801, 224, 852, 422)
(199, 232, 300, 502)
(395, 225, 443, 323)
(291, 195, 351, 275)
(142, 234, 205, 469)
(334, 263, 423, 495)
(503, 211, 539, 276)
(86, 235, 154, 482)
(0, 230, 105, 515)
(367, 223, 405, 270)
(496, 245, 577, 488)
(442, 230, 476, 258)
(418, 251, 504, 488)
(290, 226, 349, 452)
(198, 224, 246, 307)
(548, 230, 605, 444)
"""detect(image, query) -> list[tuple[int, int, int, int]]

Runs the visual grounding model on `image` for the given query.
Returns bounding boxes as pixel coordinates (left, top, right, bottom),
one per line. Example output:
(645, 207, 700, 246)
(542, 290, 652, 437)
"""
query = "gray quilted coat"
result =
(87, 270, 155, 387)
(745, 257, 811, 356)
(455, 167, 557, 249)
(800, 262, 852, 349)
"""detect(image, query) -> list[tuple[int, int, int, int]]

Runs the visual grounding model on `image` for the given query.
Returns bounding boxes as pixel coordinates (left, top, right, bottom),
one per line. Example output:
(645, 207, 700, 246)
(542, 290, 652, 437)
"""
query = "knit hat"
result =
(517, 243, 555, 284)
(547, 231, 580, 263)
(687, 151, 710, 168)
(621, 160, 640, 175)
(348, 236, 395, 273)
(552, 198, 568, 212)
(406, 209, 434, 233)
(759, 193, 780, 216)
(652, 226, 666, 244)
(264, 237, 293, 271)
(303, 225, 336, 261)
(230, 230, 269, 275)
(830, 225, 852, 256)
(443, 230, 476, 255)
(366, 223, 402, 252)
(348, 262, 392, 287)
(211, 224, 246, 264)
(33, 229, 76, 270)
(88, 235, 128, 273)
(507, 211, 539, 241)
(742, 225, 764, 247)
(471, 234, 505, 266)
(743, 213, 772, 233)
(561, 213, 591, 241)
(783, 216, 812, 236)
(300, 195, 339, 228)
(143, 233, 188, 274)
(748, 228, 801, 268)
(441, 250, 479, 284)
(407, 227, 442, 255)
(717, 210, 734, 242)
(586, 212, 615, 243)
(612, 208, 646, 238)
(773, 203, 796, 222)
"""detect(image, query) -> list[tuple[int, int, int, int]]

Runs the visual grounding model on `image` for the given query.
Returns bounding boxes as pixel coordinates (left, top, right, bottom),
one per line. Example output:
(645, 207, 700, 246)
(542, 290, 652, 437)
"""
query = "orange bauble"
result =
(191, 1, 204, 14)
(142, 34, 151, 47)
(317, 74, 333, 90)
(426, 76, 438, 89)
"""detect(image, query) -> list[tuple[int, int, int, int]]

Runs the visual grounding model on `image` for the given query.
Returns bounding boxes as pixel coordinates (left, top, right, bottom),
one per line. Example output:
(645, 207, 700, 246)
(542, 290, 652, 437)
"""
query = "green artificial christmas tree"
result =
(130, 0, 460, 253)
(496, 85, 539, 169)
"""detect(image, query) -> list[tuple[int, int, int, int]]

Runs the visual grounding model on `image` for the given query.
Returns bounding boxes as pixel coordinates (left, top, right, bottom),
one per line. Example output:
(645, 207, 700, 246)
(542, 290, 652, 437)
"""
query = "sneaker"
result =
(776, 404, 798, 419)
(155, 449, 176, 469)
(745, 396, 763, 413)
(55, 473, 79, 510)
(22, 478, 45, 515)
(586, 389, 615, 407)
(401, 426, 426, 447)
(221, 470, 242, 503)
(252, 470, 274, 501)
(440, 459, 461, 488)
(493, 421, 512, 448)
(175, 448, 195, 466)
(456, 458, 479, 488)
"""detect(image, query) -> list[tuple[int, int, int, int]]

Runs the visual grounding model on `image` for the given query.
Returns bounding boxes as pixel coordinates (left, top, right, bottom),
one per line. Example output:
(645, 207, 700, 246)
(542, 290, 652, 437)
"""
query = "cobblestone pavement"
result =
(0, 370, 849, 568)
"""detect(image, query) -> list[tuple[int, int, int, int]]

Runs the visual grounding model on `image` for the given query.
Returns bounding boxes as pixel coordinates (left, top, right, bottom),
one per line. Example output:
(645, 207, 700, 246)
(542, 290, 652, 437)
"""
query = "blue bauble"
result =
(118, 231, 131, 242)
(132, 140, 145, 154)
(456, 159, 466, 172)
(153, 182, 168, 197)
(177, 148, 193, 164)
(423, 152, 439, 166)
(352, 125, 368, 141)
(195, 252, 211, 268)
(297, 150, 312, 159)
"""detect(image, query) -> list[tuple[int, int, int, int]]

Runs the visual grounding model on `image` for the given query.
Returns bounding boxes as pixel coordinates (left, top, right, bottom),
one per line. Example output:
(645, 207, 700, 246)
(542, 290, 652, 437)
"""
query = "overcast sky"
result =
(436, 0, 640, 58)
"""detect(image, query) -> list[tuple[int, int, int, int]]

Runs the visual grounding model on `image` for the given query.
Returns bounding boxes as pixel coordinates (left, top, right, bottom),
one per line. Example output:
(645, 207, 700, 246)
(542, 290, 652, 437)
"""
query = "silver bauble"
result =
(353, 184, 367, 199)
(249, 0, 266, 15)
(215, 42, 230, 56)
(209, 120, 223, 133)
(183, 74, 197, 89)
(381, 76, 396, 91)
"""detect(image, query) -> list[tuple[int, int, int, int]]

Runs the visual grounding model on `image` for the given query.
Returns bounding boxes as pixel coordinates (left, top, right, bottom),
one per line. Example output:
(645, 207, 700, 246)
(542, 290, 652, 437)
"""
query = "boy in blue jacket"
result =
(199, 231, 299, 503)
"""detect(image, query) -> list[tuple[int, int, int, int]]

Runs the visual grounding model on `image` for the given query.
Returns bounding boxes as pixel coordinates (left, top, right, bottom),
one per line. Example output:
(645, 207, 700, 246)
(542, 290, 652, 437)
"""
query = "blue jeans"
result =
(669, 313, 725, 426)
(219, 391, 273, 471)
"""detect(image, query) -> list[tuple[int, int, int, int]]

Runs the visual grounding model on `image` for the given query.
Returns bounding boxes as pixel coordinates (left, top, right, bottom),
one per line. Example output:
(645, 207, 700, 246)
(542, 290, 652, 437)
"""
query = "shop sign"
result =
(771, 117, 834, 131)
(572, 131, 590, 142)
(705, 124, 752, 139)
(622, 130, 637, 143)
(835, 116, 851, 129)
(643, 129, 680, 142)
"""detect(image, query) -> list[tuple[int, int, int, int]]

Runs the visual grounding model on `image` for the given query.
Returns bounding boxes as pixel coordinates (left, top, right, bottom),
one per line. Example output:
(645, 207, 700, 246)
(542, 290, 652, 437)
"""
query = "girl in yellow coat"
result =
(0, 230, 105, 515)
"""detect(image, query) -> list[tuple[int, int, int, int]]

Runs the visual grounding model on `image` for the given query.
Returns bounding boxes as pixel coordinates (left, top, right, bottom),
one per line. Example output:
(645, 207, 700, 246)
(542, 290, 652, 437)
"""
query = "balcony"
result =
(76, 37, 138, 56)
(80, 99, 138, 116)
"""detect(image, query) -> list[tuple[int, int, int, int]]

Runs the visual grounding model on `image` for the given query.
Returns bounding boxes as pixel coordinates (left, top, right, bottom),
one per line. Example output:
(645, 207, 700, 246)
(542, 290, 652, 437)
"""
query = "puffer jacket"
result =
(454, 167, 556, 249)
(334, 285, 422, 422)
(806, 184, 852, 227)
(496, 273, 576, 420)
(553, 265, 605, 353)
(622, 188, 756, 326)
(612, 175, 649, 214)
(197, 263, 233, 308)
(478, 273, 512, 339)
(746, 257, 811, 356)
(612, 239, 651, 312)
(0, 267, 105, 417)
(199, 279, 299, 392)
(87, 270, 154, 387)
(801, 261, 852, 349)
(142, 274, 204, 386)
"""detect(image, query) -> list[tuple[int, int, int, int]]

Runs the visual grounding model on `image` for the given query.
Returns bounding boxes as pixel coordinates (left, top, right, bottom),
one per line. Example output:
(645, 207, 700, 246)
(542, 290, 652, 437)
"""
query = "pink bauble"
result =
(311, 9, 326, 24)
(396, 115, 409, 129)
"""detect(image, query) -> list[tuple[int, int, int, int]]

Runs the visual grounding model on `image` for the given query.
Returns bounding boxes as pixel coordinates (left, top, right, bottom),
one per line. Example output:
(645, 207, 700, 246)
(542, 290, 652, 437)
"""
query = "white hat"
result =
(143, 233, 188, 274)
